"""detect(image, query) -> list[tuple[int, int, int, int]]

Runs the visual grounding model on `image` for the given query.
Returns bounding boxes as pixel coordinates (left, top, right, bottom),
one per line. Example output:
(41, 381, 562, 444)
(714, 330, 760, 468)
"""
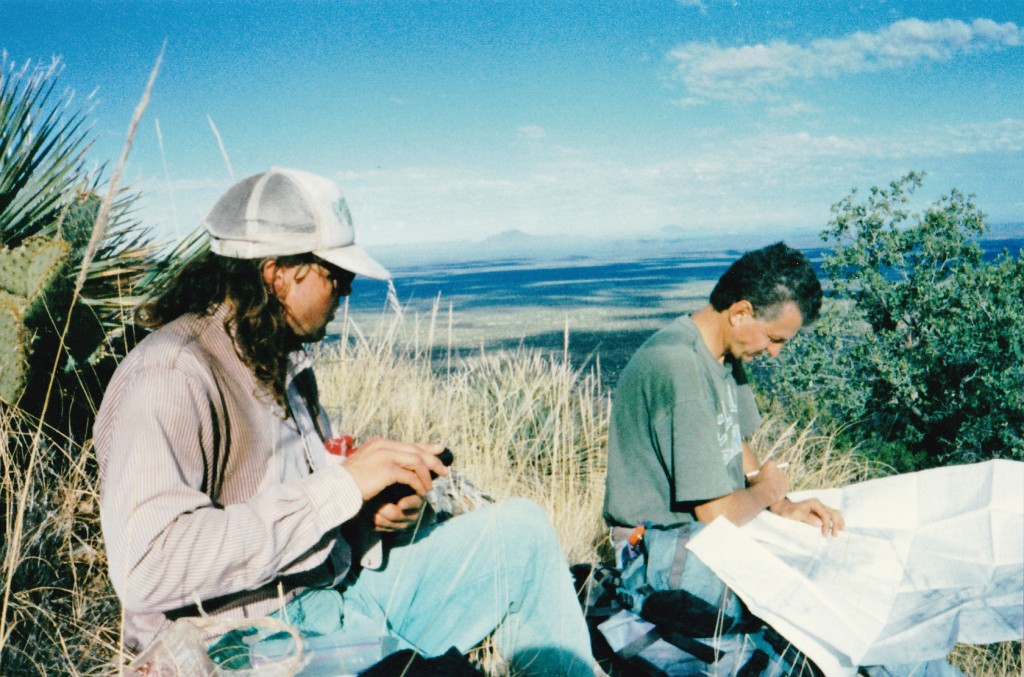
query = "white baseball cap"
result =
(203, 167, 391, 280)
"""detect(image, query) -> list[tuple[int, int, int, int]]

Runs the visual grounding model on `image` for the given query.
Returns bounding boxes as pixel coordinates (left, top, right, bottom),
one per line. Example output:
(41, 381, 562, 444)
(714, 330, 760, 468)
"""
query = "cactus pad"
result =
(0, 235, 71, 404)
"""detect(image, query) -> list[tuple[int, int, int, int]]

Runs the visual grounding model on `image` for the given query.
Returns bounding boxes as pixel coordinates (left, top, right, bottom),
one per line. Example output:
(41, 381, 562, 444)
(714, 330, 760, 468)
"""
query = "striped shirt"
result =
(95, 305, 364, 650)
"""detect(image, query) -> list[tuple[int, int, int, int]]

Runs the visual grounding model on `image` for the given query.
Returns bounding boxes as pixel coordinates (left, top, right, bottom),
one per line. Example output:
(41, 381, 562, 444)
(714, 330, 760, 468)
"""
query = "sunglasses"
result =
(316, 262, 356, 291)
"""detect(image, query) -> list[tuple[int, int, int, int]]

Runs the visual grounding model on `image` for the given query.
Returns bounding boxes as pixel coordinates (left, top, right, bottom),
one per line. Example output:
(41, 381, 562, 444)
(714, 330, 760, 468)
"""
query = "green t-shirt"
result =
(603, 316, 762, 528)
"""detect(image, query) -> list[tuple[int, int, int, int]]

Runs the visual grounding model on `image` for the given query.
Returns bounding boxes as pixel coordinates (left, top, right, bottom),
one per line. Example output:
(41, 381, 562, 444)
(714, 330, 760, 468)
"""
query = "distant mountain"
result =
(655, 224, 688, 238)
(481, 229, 537, 244)
(367, 226, 819, 270)
(369, 228, 615, 268)
(364, 220, 1023, 271)
(987, 221, 1024, 239)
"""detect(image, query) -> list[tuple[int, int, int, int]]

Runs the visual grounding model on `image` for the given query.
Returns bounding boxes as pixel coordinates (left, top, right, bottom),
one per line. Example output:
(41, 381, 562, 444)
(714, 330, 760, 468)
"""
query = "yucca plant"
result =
(0, 57, 90, 246)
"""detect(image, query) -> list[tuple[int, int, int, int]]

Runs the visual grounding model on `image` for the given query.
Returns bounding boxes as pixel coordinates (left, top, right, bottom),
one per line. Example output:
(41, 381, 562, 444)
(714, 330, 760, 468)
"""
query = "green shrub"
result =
(753, 172, 1024, 470)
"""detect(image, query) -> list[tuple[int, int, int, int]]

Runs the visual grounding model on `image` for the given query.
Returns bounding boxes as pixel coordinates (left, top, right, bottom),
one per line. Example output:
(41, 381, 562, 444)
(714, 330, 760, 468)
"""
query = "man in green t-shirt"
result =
(602, 242, 844, 671)
(605, 241, 843, 534)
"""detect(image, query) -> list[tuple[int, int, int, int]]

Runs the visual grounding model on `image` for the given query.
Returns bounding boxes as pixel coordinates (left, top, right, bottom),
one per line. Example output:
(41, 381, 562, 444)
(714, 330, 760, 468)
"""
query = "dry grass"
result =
(0, 414, 121, 675)
(949, 641, 1022, 676)
(748, 418, 887, 490)
(0, 302, 1019, 675)
(316, 303, 611, 565)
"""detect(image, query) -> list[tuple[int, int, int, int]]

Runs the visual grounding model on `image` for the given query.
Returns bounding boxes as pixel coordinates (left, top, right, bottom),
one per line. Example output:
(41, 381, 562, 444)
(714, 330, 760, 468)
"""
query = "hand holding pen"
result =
(746, 459, 790, 507)
(746, 461, 789, 479)
(749, 460, 845, 536)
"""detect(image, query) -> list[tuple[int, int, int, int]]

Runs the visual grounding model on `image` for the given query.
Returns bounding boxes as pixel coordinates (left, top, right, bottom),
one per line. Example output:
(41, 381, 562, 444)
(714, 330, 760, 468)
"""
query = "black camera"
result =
(376, 448, 454, 505)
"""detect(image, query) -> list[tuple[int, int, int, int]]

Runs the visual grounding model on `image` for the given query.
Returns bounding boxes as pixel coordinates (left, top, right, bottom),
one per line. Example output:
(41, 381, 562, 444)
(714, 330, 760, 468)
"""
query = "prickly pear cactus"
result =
(0, 235, 71, 404)
(58, 191, 101, 252)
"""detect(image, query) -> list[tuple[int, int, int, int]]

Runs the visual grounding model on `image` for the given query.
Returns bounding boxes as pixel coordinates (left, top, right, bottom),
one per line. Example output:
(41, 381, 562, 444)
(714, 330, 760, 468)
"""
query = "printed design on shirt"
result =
(716, 382, 743, 466)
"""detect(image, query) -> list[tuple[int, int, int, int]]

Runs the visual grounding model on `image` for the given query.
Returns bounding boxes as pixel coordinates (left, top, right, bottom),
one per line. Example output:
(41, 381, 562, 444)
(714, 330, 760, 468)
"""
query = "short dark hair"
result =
(709, 242, 822, 324)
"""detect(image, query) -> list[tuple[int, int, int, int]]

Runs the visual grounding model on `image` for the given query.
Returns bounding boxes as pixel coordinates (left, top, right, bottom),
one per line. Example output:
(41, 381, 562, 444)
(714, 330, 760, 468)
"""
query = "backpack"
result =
(572, 524, 823, 677)
(573, 563, 760, 677)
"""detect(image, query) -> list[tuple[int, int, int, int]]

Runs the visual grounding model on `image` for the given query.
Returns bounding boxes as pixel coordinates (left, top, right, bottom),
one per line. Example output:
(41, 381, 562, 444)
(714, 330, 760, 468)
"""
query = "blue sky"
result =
(3, 1, 1022, 247)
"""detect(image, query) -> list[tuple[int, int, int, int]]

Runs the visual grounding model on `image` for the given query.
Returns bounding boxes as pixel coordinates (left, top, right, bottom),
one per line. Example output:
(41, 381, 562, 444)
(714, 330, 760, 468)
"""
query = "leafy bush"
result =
(753, 172, 1023, 470)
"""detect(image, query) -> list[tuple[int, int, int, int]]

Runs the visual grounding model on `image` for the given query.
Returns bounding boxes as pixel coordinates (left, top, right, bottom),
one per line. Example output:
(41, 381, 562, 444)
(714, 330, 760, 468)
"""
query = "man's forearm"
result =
(741, 440, 760, 475)
(693, 480, 781, 526)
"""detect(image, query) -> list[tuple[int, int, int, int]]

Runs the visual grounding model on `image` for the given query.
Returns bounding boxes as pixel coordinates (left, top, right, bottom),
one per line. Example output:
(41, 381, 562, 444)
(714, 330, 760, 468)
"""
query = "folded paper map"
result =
(687, 460, 1023, 675)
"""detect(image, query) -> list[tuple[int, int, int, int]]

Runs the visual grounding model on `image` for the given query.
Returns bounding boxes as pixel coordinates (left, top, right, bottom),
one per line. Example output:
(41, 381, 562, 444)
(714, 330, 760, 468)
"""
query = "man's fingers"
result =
(374, 505, 401, 529)
(785, 498, 845, 537)
(395, 494, 424, 513)
(344, 441, 447, 501)
(362, 438, 445, 465)
(826, 508, 844, 535)
(393, 464, 430, 497)
(383, 494, 425, 520)
(384, 446, 449, 496)
(373, 497, 423, 530)
(806, 499, 845, 535)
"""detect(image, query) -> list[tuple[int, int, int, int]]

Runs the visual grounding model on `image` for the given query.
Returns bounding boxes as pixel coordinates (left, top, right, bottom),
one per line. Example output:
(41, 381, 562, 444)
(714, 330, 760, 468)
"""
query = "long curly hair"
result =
(136, 250, 317, 408)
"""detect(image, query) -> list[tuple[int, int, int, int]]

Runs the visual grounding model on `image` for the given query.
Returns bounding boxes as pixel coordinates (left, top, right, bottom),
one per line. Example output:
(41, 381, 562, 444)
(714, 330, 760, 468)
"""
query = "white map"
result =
(686, 459, 1023, 676)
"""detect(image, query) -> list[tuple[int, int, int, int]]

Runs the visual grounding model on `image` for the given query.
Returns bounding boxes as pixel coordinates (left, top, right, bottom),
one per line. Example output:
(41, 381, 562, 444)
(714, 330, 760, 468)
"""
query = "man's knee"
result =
(496, 496, 548, 521)
(493, 498, 558, 540)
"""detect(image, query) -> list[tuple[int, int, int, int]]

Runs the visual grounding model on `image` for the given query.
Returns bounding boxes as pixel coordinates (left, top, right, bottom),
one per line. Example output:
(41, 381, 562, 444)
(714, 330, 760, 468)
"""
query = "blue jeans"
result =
(211, 498, 595, 676)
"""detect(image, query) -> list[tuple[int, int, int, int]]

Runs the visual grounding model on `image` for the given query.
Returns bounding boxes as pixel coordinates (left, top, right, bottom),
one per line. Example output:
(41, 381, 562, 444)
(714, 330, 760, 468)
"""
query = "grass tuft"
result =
(316, 307, 610, 565)
(0, 410, 121, 675)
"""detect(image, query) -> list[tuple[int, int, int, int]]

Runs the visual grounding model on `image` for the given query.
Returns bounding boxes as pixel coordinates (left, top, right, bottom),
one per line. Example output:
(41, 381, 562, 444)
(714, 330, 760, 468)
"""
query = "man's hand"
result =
(747, 460, 789, 506)
(342, 437, 449, 504)
(770, 497, 845, 536)
(371, 494, 429, 532)
(695, 459, 791, 526)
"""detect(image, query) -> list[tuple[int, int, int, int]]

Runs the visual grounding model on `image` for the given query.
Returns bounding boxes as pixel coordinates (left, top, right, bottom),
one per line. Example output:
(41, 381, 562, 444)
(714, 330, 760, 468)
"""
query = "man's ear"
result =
(727, 300, 754, 326)
(262, 259, 281, 294)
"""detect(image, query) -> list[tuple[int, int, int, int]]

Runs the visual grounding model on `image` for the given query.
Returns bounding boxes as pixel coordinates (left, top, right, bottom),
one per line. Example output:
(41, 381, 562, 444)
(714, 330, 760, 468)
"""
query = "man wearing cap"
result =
(95, 168, 596, 674)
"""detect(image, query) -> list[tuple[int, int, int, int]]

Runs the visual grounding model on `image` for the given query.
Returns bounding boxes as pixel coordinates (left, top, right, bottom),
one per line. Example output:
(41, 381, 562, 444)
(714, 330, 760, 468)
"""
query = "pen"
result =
(746, 461, 789, 478)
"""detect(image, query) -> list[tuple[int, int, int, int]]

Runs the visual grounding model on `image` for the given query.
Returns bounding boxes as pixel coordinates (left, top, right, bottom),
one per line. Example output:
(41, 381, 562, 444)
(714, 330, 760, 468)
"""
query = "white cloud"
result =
(670, 18, 1023, 103)
(134, 118, 1024, 247)
(769, 100, 821, 117)
(716, 117, 1024, 164)
(675, 0, 706, 11)
(518, 125, 547, 140)
(344, 118, 1023, 242)
(933, 118, 1024, 155)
